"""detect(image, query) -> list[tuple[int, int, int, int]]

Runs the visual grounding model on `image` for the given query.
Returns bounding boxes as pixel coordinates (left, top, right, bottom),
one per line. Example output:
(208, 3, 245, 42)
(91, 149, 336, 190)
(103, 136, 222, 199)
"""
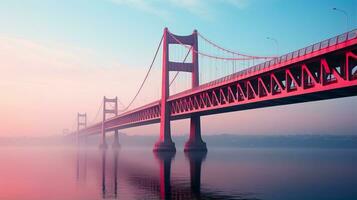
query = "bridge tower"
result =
(100, 96, 120, 149)
(154, 27, 207, 152)
(77, 113, 87, 144)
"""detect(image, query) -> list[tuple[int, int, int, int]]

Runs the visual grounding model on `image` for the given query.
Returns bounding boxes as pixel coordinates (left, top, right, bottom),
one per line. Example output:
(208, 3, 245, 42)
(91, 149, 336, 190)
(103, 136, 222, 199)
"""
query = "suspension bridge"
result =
(73, 28, 357, 152)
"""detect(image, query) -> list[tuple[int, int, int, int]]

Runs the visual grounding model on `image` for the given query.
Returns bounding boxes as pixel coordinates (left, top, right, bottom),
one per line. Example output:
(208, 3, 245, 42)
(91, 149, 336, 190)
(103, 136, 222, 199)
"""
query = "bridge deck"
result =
(79, 29, 357, 136)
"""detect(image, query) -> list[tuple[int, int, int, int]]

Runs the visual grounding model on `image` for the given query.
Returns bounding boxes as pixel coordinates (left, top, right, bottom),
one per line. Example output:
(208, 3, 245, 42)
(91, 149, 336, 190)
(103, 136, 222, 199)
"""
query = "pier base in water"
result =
(184, 140, 207, 152)
(153, 140, 176, 152)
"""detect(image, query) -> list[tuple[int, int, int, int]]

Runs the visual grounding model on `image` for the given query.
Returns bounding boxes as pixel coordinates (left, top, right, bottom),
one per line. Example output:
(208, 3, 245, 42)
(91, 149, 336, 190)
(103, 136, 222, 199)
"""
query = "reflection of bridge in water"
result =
(76, 149, 259, 200)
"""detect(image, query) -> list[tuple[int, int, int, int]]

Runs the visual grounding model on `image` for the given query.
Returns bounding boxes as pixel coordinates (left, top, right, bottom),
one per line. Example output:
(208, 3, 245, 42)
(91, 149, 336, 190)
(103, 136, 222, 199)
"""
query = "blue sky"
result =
(1, 0, 356, 67)
(0, 0, 356, 136)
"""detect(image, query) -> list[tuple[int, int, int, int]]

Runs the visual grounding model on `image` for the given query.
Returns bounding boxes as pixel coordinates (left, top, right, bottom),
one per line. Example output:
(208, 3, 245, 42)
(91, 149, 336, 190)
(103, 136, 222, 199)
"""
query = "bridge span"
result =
(75, 28, 357, 152)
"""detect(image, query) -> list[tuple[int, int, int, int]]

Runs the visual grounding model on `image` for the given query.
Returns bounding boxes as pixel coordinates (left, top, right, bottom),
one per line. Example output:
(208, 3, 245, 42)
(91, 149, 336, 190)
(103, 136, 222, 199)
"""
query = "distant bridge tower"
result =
(154, 28, 207, 152)
(100, 96, 120, 149)
(77, 113, 87, 144)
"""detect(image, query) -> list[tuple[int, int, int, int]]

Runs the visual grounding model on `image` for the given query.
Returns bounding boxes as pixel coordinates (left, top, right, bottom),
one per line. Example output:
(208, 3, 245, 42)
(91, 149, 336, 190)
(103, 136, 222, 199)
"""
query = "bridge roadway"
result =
(78, 29, 357, 137)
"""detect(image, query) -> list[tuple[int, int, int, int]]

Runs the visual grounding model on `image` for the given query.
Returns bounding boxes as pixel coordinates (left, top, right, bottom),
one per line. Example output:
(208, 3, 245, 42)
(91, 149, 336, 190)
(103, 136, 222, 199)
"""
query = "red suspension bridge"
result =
(74, 28, 357, 152)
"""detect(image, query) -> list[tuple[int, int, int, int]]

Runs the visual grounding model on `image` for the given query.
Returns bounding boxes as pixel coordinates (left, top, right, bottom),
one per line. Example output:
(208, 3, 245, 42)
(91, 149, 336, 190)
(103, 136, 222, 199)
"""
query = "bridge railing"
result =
(168, 29, 357, 101)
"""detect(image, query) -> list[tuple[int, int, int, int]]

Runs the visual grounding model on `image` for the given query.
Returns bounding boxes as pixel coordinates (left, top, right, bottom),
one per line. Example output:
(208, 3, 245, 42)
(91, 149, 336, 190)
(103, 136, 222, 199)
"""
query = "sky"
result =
(0, 0, 356, 137)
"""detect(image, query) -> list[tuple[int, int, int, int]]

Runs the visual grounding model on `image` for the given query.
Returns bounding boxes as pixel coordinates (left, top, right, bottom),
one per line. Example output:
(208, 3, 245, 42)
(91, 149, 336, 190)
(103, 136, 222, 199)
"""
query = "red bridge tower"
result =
(154, 28, 207, 152)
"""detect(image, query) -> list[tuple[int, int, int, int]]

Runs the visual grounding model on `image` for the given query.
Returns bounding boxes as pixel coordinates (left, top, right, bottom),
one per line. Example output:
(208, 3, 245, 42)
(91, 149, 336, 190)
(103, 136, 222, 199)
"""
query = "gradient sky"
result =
(0, 0, 356, 137)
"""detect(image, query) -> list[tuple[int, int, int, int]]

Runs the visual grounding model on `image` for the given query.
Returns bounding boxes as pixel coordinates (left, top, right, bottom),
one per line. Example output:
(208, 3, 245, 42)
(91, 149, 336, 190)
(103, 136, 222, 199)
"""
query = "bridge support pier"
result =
(100, 112, 108, 149)
(154, 106, 176, 151)
(154, 140, 176, 152)
(112, 130, 120, 148)
(99, 132, 108, 149)
(153, 113, 176, 151)
(184, 115, 207, 152)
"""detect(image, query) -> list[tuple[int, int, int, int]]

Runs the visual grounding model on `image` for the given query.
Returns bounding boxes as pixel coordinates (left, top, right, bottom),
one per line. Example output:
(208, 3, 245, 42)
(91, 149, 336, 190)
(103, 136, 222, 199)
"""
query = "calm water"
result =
(0, 146, 356, 200)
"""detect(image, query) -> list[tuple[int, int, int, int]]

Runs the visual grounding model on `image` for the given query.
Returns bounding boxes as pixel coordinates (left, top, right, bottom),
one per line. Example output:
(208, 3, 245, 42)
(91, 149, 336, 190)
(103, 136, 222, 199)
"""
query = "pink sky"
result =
(0, 36, 356, 137)
(0, 36, 158, 136)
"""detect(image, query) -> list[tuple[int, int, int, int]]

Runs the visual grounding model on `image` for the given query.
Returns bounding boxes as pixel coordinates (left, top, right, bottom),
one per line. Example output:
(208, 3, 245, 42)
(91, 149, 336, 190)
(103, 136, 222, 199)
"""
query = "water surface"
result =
(0, 146, 356, 200)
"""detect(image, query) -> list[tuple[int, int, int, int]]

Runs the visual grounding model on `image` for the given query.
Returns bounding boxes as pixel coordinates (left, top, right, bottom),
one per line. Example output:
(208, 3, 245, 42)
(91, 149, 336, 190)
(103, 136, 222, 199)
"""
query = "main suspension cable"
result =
(90, 100, 103, 125)
(122, 34, 164, 111)
(117, 98, 126, 113)
(168, 31, 274, 61)
(197, 32, 277, 59)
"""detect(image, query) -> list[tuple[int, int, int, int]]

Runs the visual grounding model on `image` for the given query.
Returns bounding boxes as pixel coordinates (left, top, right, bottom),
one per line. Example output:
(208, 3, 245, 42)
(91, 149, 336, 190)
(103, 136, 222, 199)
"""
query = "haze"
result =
(0, 0, 356, 137)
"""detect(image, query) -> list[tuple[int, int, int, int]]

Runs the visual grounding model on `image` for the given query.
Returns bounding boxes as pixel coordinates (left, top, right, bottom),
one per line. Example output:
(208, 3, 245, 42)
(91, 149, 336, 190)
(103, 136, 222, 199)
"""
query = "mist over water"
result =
(0, 144, 356, 200)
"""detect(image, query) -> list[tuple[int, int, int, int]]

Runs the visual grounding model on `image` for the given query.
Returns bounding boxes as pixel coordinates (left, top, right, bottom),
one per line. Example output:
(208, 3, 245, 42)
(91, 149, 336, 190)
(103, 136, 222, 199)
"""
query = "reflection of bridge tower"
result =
(101, 149, 119, 199)
(154, 151, 176, 199)
(101, 149, 107, 198)
(154, 27, 207, 152)
(113, 149, 119, 198)
(100, 96, 120, 149)
(185, 151, 207, 198)
(76, 148, 87, 183)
